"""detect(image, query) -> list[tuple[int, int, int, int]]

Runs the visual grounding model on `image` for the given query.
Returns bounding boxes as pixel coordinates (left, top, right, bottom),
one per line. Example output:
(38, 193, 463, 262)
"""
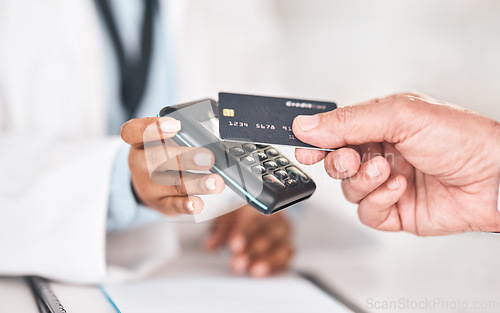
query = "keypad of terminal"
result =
(227, 143, 310, 192)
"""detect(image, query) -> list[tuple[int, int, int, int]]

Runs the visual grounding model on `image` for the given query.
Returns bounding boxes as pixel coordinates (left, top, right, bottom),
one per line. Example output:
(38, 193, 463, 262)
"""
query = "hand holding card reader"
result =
(159, 99, 316, 215)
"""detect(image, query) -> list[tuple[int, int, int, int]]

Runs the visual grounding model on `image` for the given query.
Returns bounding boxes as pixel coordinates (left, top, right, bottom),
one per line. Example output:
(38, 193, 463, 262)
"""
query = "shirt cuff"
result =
(107, 144, 163, 232)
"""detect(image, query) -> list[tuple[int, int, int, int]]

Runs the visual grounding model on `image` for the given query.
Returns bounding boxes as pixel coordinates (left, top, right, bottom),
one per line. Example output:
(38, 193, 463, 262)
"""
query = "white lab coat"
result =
(0, 0, 286, 283)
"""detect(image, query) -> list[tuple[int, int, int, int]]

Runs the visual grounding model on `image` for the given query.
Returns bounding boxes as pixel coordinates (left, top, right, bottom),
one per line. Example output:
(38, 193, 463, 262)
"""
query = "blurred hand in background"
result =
(205, 205, 293, 277)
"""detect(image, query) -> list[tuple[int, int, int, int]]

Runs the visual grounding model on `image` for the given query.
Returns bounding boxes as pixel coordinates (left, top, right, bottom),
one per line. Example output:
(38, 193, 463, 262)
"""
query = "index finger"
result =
(292, 93, 428, 149)
(121, 117, 181, 147)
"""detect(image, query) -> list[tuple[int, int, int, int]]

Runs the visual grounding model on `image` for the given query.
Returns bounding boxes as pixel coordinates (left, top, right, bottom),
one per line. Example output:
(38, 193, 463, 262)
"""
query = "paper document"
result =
(103, 276, 352, 313)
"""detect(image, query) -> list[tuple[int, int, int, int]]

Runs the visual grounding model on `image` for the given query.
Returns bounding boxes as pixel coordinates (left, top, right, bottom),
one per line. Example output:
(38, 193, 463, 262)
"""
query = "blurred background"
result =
(278, 0, 500, 119)
(1, 1, 500, 312)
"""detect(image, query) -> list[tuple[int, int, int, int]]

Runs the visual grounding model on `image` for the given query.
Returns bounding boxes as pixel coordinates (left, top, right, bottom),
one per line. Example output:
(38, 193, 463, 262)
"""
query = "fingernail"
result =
(194, 152, 213, 167)
(334, 155, 347, 172)
(388, 177, 401, 190)
(187, 201, 196, 212)
(205, 177, 217, 191)
(160, 119, 181, 133)
(233, 256, 248, 275)
(229, 236, 246, 253)
(366, 161, 381, 178)
(296, 115, 320, 132)
(250, 263, 270, 278)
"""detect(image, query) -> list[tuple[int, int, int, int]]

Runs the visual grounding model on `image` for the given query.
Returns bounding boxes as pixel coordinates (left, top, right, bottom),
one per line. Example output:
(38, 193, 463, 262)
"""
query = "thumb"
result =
(121, 117, 181, 147)
(292, 94, 426, 149)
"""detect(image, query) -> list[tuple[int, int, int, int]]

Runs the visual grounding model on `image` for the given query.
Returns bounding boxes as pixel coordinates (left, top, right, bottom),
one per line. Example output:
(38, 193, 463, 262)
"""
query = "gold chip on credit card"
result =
(222, 109, 234, 117)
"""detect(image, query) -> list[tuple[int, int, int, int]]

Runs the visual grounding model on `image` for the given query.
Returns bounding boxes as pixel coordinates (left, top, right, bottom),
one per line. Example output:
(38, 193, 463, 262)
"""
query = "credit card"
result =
(218, 92, 337, 149)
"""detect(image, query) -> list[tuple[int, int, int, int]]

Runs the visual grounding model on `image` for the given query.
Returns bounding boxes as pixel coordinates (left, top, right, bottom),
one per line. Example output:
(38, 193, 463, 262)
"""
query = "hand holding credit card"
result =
(218, 93, 336, 149)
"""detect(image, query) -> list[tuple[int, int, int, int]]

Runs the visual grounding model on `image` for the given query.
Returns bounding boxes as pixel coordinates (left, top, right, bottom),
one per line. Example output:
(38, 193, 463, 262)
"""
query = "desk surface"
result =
(2, 168, 500, 313)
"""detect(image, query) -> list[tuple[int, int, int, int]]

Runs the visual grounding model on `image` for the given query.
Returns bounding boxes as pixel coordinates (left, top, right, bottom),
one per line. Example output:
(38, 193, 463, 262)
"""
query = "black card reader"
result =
(159, 99, 316, 215)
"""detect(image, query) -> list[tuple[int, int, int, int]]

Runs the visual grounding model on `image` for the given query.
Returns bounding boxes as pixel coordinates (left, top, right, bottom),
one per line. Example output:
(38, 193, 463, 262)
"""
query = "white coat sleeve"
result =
(0, 134, 122, 284)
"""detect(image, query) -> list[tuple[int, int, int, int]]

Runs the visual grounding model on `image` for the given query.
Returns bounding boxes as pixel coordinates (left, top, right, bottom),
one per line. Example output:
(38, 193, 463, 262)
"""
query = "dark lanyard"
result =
(94, 0, 157, 118)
